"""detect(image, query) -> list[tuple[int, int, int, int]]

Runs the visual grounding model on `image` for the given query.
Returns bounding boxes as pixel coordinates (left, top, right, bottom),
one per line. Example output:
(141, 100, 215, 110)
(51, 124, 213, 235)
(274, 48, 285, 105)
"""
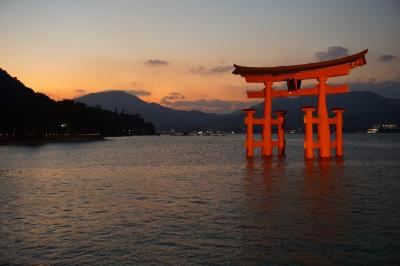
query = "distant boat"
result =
(367, 128, 378, 134)
(366, 123, 400, 133)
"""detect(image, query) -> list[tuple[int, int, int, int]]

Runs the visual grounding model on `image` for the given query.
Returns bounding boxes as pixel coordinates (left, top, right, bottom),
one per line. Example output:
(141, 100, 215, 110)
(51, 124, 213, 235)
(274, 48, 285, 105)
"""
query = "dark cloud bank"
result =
(146, 59, 169, 66)
(127, 89, 152, 96)
(160, 92, 186, 105)
(378, 54, 399, 63)
(314, 46, 349, 61)
(161, 96, 260, 114)
(101, 89, 151, 97)
(75, 89, 87, 94)
(190, 65, 234, 75)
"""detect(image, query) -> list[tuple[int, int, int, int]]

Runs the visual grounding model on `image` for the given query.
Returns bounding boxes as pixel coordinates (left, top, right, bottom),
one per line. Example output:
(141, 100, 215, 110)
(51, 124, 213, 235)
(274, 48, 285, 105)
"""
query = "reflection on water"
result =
(0, 134, 400, 265)
(242, 156, 349, 265)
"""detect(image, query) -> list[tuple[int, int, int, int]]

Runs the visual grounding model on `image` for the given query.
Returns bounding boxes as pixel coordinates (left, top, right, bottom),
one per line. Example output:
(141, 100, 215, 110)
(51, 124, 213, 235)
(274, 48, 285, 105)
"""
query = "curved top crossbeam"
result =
(232, 49, 367, 79)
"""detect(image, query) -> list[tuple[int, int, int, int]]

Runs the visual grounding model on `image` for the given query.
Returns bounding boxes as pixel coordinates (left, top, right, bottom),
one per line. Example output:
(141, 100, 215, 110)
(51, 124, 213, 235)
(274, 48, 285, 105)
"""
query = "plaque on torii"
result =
(233, 49, 368, 159)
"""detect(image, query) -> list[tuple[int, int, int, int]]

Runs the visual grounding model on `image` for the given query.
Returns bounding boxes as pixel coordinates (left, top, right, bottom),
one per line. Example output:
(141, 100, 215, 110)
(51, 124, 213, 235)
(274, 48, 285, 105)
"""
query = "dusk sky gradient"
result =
(1, 0, 399, 112)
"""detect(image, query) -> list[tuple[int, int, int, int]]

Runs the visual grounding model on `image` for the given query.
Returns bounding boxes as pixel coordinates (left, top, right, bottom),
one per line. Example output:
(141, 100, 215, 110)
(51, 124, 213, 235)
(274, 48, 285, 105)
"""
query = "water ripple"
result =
(1, 134, 400, 265)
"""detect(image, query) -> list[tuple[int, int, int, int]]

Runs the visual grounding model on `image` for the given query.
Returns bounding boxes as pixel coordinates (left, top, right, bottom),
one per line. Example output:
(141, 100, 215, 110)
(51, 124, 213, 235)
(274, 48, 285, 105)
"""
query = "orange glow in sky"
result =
(1, 1, 399, 111)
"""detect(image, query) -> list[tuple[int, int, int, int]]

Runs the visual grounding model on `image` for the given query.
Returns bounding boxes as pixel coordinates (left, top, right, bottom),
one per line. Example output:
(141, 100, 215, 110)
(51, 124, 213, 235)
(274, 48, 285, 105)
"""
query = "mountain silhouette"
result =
(0, 68, 155, 137)
(350, 81, 400, 99)
(76, 91, 221, 132)
(77, 89, 400, 133)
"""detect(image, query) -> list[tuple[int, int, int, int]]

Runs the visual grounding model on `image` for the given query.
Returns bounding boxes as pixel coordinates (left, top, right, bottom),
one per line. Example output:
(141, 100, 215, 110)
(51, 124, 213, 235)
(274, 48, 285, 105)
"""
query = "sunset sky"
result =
(1, 0, 399, 113)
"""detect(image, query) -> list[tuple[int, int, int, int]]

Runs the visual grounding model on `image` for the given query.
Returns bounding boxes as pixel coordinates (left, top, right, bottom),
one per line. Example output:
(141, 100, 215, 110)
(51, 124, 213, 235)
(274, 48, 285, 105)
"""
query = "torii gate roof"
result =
(232, 49, 367, 77)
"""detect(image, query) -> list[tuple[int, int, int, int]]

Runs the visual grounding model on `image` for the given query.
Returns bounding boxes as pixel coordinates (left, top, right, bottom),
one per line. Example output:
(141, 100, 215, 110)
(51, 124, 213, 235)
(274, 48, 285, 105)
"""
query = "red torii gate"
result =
(233, 49, 368, 159)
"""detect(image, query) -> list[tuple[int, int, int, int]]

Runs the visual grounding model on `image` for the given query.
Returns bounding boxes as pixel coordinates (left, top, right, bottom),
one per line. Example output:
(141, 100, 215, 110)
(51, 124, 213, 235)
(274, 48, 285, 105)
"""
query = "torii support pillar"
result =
(332, 108, 345, 157)
(262, 82, 273, 156)
(243, 108, 257, 157)
(302, 106, 316, 160)
(317, 77, 331, 158)
(275, 110, 287, 156)
(243, 108, 287, 157)
(301, 106, 345, 159)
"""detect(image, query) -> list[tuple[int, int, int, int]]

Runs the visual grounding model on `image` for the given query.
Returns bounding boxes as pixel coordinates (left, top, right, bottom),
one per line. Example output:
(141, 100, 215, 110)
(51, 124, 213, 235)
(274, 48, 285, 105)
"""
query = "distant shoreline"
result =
(0, 134, 104, 145)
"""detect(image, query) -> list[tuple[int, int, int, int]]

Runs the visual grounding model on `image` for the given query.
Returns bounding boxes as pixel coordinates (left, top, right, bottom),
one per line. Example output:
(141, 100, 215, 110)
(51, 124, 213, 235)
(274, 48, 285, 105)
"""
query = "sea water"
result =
(0, 134, 399, 265)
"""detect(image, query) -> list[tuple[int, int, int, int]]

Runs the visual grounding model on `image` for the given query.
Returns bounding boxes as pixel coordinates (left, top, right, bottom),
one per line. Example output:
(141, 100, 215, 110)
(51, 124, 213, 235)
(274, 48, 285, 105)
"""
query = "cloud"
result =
(161, 98, 260, 114)
(160, 92, 186, 105)
(74, 89, 88, 97)
(228, 85, 264, 91)
(378, 54, 399, 63)
(314, 46, 349, 61)
(127, 89, 152, 96)
(146, 59, 169, 66)
(100, 89, 151, 97)
(75, 89, 87, 94)
(190, 65, 234, 75)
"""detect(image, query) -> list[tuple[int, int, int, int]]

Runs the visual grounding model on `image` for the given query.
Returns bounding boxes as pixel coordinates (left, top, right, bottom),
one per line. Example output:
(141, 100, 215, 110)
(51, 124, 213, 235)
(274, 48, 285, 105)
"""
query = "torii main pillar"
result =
(234, 49, 368, 159)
